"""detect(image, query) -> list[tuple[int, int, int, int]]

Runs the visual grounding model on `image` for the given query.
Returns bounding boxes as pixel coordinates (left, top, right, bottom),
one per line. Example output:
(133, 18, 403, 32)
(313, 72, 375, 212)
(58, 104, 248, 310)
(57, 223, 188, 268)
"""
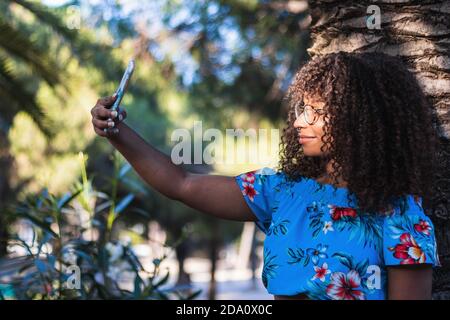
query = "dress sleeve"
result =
(234, 167, 280, 234)
(383, 195, 441, 268)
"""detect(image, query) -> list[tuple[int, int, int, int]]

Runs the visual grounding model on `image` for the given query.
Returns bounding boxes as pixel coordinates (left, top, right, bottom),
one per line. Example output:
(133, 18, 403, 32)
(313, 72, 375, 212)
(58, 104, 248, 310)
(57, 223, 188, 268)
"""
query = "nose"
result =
(293, 114, 308, 129)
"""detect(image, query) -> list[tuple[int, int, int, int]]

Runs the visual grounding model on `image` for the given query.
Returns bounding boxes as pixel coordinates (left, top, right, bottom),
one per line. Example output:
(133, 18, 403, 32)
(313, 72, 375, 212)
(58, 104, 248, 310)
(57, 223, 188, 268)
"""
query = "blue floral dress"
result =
(234, 167, 441, 300)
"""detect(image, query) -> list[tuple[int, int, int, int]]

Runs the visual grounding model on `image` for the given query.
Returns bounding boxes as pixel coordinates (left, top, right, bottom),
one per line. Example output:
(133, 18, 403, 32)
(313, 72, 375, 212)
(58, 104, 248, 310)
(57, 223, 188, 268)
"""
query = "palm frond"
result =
(10, 0, 77, 42)
(0, 16, 61, 87)
(0, 55, 50, 136)
(13, 0, 129, 85)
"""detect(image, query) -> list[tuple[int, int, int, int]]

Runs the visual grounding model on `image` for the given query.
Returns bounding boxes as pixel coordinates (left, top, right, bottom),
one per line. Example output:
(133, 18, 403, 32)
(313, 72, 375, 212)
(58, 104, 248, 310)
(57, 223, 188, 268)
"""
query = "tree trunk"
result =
(308, 0, 450, 298)
(208, 220, 220, 300)
(0, 129, 13, 257)
(249, 225, 258, 290)
(175, 240, 191, 285)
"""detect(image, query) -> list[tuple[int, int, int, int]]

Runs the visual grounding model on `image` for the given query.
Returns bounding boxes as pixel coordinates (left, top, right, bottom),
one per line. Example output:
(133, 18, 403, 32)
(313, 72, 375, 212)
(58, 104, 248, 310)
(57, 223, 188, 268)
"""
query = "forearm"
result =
(387, 265, 433, 300)
(105, 122, 254, 221)
(106, 122, 186, 200)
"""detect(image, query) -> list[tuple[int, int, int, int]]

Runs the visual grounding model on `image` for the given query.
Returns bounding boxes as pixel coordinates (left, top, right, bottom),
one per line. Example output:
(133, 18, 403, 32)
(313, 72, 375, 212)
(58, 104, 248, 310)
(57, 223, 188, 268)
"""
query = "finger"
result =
(121, 108, 127, 119)
(93, 118, 115, 129)
(97, 94, 117, 108)
(102, 127, 120, 136)
(95, 105, 117, 120)
(111, 107, 125, 123)
(94, 126, 108, 137)
(117, 108, 127, 122)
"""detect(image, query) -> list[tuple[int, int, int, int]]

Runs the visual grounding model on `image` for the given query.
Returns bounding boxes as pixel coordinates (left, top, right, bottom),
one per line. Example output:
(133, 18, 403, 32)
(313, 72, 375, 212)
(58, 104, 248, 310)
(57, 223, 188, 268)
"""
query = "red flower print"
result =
(311, 262, 331, 282)
(326, 270, 365, 300)
(242, 182, 258, 202)
(240, 172, 256, 184)
(328, 205, 358, 221)
(388, 233, 426, 264)
(414, 220, 431, 236)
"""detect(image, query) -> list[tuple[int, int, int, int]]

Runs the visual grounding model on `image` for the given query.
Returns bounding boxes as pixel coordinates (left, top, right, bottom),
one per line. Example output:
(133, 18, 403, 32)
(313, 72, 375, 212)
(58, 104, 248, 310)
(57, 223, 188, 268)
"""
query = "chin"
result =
(301, 146, 324, 157)
(304, 152, 323, 157)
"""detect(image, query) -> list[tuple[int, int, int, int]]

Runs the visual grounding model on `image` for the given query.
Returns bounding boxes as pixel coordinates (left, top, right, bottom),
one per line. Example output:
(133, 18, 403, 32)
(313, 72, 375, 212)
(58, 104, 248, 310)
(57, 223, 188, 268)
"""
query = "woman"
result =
(91, 52, 441, 300)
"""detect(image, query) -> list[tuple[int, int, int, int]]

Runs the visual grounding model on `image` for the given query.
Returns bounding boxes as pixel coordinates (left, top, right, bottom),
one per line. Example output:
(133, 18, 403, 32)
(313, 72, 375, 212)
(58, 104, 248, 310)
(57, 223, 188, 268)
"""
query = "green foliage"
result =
(0, 0, 70, 135)
(0, 152, 201, 300)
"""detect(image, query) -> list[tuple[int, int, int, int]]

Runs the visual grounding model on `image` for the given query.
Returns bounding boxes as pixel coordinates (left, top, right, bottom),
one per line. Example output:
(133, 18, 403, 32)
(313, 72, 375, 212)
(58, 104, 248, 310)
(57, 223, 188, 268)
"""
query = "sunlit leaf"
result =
(34, 260, 47, 273)
(133, 275, 142, 298)
(15, 212, 58, 238)
(94, 200, 113, 214)
(114, 194, 134, 216)
(37, 232, 53, 255)
(153, 272, 170, 289)
(118, 163, 132, 179)
(185, 289, 202, 300)
(57, 188, 83, 210)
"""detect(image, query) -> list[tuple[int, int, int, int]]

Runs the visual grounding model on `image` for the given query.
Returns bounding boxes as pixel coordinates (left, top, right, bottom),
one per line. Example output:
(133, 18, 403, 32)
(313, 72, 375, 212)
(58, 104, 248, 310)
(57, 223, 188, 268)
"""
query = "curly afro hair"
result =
(278, 51, 439, 214)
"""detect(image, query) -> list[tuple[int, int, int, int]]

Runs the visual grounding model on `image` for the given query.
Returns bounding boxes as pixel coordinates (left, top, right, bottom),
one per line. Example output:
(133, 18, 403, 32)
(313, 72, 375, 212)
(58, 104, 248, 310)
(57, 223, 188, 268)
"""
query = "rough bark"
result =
(308, 0, 450, 299)
(0, 130, 13, 257)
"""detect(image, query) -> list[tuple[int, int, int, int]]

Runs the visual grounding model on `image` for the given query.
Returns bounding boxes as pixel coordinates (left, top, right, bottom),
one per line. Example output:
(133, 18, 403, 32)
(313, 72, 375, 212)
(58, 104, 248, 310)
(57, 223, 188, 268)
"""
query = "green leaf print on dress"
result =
(262, 249, 278, 288)
(267, 219, 290, 236)
(306, 200, 383, 249)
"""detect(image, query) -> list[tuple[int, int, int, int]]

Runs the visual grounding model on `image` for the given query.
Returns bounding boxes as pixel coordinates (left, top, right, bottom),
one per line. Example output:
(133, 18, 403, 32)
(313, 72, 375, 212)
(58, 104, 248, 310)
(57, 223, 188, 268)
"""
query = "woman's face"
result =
(293, 95, 329, 157)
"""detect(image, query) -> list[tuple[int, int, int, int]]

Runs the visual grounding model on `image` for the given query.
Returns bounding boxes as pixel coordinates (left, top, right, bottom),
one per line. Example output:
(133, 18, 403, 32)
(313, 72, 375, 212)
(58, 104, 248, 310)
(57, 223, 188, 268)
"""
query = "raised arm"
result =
(91, 96, 255, 222)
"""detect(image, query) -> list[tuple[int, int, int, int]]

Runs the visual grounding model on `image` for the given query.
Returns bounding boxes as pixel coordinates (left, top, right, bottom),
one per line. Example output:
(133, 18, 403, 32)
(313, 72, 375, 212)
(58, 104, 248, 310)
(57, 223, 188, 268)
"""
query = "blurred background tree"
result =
(0, 0, 312, 299)
(0, 0, 75, 256)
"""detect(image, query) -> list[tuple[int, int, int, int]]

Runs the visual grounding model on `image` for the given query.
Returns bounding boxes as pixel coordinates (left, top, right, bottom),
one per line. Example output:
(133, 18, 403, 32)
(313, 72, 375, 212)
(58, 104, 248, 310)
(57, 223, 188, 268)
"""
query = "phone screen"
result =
(111, 59, 135, 112)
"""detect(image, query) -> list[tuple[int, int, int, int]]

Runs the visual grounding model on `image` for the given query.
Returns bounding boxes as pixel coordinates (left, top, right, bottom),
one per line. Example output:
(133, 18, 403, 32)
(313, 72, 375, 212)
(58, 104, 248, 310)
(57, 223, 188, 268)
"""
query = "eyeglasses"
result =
(294, 102, 326, 125)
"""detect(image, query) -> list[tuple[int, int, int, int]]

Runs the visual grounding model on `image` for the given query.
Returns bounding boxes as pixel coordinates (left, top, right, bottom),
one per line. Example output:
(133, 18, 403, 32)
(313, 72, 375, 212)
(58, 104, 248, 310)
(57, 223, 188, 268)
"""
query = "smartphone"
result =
(111, 59, 135, 112)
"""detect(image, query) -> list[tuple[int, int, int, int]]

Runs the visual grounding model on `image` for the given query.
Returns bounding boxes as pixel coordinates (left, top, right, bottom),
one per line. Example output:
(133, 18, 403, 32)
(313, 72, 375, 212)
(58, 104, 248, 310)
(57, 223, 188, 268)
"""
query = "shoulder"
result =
(382, 194, 441, 267)
(236, 167, 287, 188)
(383, 194, 428, 219)
(382, 194, 432, 231)
(235, 166, 310, 200)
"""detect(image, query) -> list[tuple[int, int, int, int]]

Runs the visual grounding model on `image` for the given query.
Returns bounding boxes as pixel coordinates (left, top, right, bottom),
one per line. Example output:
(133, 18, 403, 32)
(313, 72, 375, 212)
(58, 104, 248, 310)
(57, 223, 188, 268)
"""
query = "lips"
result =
(299, 135, 316, 144)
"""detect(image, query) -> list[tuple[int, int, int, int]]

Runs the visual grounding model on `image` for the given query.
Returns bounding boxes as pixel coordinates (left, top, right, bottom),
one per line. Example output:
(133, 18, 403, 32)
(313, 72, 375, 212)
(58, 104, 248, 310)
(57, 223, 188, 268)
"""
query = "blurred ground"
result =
(193, 278, 272, 300)
(0, 243, 272, 300)
(138, 253, 272, 300)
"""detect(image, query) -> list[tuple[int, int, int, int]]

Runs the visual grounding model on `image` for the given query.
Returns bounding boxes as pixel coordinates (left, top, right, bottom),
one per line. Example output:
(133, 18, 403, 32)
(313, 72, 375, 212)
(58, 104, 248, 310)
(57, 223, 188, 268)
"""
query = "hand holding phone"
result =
(105, 59, 135, 134)
(111, 59, 135, 112)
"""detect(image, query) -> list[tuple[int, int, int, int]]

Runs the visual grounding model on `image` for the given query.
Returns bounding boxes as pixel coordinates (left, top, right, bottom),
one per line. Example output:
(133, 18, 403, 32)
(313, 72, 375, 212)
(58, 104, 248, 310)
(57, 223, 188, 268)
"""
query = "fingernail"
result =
(113, 93, 117, 98)
(108, 121, 115, 127)
(118, 114, 123, 121)
(111, 111, 118, 118)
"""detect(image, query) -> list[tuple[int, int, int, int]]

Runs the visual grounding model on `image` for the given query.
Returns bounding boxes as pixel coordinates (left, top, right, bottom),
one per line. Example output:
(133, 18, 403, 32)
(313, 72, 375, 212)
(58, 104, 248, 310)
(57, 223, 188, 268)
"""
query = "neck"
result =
(317, 159, 348, 188)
